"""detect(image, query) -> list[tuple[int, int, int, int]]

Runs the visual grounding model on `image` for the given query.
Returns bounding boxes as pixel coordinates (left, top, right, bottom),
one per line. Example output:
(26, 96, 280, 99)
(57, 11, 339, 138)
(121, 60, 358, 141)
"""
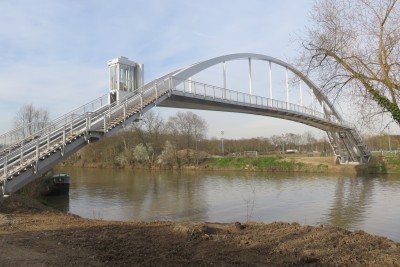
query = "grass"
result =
(317, 164, 329, 170)
(390, 167, 400, 173)
(386, 156, 400, 165)
(209, 156, 306, 171)
(366, 153, 400, 174)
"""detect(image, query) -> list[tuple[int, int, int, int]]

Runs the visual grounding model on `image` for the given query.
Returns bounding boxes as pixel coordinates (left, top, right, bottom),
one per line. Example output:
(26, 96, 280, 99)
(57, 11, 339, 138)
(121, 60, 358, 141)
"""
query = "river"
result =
(46, 168, 400, 242)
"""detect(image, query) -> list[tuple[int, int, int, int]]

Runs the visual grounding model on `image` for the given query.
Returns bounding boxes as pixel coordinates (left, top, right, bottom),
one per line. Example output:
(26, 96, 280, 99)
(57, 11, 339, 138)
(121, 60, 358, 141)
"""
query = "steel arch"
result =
(165, 53, 342, 121)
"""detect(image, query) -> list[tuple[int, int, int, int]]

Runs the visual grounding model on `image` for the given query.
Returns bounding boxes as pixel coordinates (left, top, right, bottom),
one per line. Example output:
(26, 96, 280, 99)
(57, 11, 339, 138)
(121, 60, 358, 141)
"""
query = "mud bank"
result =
(1, 196, 399, 266)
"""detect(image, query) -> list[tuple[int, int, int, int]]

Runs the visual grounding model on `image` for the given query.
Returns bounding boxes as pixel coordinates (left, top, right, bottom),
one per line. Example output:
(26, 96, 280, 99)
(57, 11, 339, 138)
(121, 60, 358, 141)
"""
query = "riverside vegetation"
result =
(61, 148, 400, 175)
(55, 111, 400, 174)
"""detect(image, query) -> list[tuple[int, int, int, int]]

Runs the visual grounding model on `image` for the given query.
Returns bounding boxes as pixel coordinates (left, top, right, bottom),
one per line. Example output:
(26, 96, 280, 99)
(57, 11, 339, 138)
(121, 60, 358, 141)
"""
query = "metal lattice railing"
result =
(0, 78, 172, 186)
(0, 94, 109, 157)
(170, 77, 350, 127)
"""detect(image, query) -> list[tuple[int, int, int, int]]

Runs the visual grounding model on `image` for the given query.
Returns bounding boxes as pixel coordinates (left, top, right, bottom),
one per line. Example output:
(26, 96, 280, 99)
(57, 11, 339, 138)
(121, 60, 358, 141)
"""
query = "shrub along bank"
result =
(207, 156, 307, 172)
(61, 154, 348, 173)
(60, 151, 400, 174)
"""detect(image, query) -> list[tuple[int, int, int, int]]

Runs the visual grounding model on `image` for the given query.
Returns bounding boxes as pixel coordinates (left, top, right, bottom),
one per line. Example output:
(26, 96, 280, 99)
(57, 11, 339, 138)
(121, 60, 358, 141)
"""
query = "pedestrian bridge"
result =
(0, 53, 370, 195)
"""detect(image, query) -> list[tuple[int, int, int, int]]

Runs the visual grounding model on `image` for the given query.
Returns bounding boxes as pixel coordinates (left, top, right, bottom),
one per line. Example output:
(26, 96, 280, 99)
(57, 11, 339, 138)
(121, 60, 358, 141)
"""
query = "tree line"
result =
(75, 111, 209, 167)
(65, 110, 333, 168)
(12, 104, 398, 168)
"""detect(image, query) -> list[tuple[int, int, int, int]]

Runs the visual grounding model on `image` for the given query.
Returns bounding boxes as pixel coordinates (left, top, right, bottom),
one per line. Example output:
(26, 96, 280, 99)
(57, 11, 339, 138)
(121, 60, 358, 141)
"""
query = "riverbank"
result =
(61, 154, 399, 175)
(1, 195, 399, 266)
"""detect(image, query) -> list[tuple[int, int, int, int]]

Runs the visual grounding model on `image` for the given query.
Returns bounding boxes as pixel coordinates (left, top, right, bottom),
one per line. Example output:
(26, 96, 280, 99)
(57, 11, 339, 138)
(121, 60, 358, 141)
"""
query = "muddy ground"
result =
(0, 195, 399, 266)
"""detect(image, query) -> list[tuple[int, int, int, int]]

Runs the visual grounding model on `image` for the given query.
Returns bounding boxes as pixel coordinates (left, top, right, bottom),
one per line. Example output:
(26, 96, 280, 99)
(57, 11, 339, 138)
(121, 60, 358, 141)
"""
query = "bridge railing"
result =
(0, 94, 109, 158)
(169, 76, 372, 159)
(0, 110, 92, 182)
(90, 81, 168, 132)
(0, 78, 167, 177)
(0, 79, 167, 185)
(170, 77, 330, 121)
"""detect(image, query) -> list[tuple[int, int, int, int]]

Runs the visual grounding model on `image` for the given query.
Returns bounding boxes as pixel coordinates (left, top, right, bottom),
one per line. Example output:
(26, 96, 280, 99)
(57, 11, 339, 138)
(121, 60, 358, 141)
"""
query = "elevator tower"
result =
(108, 56, 144, 104)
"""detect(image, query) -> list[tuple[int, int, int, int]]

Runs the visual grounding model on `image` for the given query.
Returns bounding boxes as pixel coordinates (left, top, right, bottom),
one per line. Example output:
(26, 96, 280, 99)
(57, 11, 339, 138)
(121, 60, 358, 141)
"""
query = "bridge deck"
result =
(160, 91, 351, 132)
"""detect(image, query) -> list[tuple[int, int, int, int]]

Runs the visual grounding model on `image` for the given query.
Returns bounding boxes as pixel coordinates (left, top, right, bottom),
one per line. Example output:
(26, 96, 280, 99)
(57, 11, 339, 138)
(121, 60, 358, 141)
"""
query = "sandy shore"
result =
(1, 195, 399, 266)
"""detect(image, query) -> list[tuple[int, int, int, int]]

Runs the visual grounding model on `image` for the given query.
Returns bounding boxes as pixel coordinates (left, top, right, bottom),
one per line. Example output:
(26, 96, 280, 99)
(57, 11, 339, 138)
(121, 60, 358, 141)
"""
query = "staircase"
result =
(349, 128, 371, 160)
(326, 128, 371, 164)
(0, 78, 170, 195)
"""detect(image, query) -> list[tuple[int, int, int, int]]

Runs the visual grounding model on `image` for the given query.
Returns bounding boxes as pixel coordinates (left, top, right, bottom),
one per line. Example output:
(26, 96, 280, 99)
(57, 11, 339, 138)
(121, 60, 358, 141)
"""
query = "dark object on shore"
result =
(43, 173, 70, 196)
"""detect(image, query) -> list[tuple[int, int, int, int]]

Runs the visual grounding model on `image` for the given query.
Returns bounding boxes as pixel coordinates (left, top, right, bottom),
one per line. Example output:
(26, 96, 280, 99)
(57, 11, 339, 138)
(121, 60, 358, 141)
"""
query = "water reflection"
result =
(65, 169, 209, 221)
(44, 194, 70, 212)
(49, 168, 400, 242)
(325, 176, 374, 229)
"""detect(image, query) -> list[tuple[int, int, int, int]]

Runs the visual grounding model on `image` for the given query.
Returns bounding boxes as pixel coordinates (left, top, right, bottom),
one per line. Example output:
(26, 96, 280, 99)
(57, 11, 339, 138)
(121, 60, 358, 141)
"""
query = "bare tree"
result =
(132, 111, 165, 162)
(298, 0, 400, 126)
(166, 111, 208, 150)
(284, 133, 302, 151)
(270, 135, 285, 152)
(301, 131, 318, 152)
(13, 103, 50, 138)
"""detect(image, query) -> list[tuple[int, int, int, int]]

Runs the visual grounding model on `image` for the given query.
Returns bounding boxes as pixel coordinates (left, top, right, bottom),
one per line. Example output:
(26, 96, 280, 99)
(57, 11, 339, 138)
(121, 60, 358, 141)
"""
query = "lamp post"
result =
(388, 125, 392, 152)
(221, 131, 224, 156)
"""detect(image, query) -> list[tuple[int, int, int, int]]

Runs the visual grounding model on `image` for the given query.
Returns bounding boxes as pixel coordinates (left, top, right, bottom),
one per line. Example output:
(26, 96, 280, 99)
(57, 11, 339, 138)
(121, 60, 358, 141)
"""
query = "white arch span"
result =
(163, 53, 342, 122)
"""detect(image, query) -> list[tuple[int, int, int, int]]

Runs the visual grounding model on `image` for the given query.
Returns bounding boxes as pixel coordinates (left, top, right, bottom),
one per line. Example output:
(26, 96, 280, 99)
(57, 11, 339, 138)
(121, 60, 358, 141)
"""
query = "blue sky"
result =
(0, 0, 357, 139)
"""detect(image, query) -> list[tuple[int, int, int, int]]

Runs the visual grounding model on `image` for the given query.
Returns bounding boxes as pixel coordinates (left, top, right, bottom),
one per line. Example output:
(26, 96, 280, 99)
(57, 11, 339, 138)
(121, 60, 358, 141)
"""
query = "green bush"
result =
(209, 156, 305, 171)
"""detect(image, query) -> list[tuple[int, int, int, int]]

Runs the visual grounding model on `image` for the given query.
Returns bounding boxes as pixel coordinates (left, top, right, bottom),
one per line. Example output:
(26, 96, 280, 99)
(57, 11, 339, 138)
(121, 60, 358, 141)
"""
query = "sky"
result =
(1, 0, 395, 140)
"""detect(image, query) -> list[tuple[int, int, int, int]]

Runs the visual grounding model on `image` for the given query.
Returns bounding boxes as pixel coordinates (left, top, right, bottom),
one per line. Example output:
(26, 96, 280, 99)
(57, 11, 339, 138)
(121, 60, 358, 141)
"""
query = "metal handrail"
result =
(0, 82, 160, 182)
(0, 94, 109, 155)
(169, 77, 352, 128)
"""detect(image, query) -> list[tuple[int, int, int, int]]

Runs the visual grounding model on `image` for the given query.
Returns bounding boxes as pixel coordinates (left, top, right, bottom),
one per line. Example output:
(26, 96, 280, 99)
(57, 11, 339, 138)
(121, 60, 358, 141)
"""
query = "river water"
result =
(47, 168, 400, 242)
